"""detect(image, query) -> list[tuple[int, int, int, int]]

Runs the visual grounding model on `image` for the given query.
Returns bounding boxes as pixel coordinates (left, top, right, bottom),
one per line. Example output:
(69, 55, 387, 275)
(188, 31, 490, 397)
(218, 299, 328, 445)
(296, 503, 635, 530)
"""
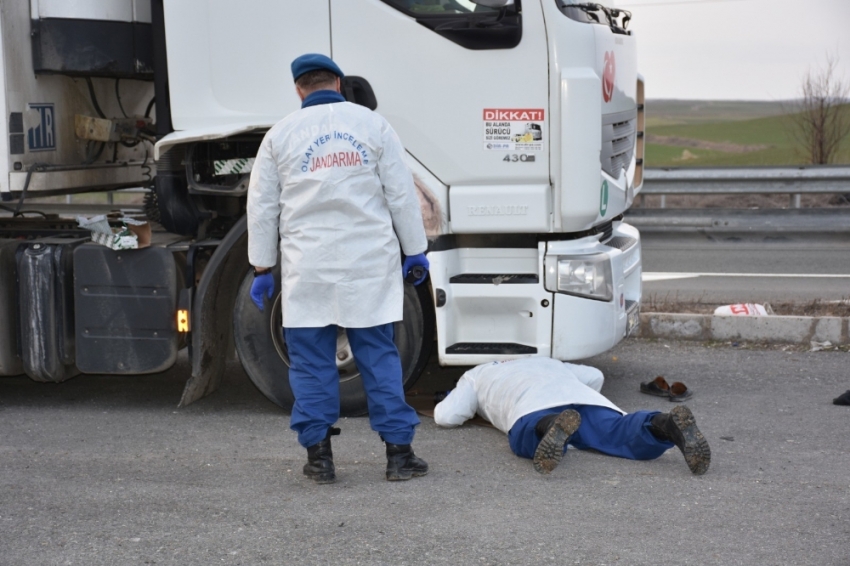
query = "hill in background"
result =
(645, 100, 850, 167)
(645, 100, 791, 127)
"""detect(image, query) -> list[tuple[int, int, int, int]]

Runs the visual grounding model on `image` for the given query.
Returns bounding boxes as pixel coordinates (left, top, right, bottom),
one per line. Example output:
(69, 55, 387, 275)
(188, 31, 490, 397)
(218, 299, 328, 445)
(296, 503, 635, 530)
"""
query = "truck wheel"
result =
(232, 271, 434, 416)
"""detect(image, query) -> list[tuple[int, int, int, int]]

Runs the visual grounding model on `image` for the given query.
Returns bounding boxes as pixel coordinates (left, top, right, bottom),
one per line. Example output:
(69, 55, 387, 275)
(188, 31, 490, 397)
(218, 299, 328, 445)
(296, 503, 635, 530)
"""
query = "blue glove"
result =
(250, 271, 275, 311)
(402, 253, 429, 286)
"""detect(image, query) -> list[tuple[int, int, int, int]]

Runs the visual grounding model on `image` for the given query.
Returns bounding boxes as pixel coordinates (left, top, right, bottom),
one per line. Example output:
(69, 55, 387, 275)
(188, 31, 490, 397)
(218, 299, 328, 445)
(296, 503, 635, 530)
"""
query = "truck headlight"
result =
(544, 254, 613, 302)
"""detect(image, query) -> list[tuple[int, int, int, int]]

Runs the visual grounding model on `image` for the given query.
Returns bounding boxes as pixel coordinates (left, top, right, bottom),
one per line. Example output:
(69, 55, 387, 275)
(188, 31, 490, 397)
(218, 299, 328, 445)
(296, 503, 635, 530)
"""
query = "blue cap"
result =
(291, 53, 344, 82)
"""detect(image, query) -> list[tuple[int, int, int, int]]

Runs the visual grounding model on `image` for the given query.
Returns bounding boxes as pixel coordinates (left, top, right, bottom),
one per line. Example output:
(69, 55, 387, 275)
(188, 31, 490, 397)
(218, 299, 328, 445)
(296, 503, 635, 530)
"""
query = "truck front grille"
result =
(601, 108, 638, 179)
(606, 235, 637, 251)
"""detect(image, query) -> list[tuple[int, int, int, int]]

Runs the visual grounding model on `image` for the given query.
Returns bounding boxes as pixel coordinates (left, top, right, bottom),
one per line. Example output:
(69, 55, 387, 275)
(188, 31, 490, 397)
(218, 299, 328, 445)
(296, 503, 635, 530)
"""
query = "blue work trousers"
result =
(508, 405, 674, 461)
(284, 323, 420, 448)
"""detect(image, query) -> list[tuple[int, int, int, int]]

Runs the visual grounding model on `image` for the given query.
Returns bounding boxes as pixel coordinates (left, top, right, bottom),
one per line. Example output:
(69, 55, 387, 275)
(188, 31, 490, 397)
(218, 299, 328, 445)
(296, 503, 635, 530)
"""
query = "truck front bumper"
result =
(548, 221, 642, 360)
(429, 220, 641, 365)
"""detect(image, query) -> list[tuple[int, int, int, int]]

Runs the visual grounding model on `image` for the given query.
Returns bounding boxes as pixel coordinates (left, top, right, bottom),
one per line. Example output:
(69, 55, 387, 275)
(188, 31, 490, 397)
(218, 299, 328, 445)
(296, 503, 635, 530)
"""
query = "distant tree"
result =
(787, 55, 850, 165)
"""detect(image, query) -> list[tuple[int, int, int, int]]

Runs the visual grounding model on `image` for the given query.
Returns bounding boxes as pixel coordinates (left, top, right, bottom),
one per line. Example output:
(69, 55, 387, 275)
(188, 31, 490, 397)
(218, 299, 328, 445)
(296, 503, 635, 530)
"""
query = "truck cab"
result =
(0, 0, 644, 415)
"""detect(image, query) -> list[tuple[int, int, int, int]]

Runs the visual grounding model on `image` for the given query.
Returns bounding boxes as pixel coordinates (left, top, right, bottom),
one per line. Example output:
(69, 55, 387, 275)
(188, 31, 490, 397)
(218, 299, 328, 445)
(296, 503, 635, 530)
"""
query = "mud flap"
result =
(74, 244, 179, 374)
(16, 238, 88, 382)
(178, 217, 249, 407)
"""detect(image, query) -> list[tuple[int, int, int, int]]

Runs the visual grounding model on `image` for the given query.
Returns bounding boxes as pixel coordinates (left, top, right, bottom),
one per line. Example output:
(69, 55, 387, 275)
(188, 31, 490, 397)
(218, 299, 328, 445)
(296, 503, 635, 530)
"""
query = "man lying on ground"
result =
(433, 357, 711, 475)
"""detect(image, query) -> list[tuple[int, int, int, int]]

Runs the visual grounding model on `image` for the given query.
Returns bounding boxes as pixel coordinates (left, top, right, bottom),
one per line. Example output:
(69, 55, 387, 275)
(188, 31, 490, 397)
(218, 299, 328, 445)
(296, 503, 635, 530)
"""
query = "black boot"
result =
(303, 427, 340, 484)
(385, 443, 429, 481)
(649, 405, 711, 475)
(532, 409, 581, 475)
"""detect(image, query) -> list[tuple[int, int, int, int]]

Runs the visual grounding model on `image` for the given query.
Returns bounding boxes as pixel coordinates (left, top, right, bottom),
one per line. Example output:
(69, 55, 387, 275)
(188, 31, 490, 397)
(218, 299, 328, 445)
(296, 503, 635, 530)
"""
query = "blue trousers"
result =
(284, 323, 420, 448)
(508, 405, 674, 461)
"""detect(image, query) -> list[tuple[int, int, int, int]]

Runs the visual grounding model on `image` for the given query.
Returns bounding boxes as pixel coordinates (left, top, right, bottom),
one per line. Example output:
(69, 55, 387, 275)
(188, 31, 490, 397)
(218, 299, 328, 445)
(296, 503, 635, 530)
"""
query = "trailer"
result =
(0, 0, 645, 415)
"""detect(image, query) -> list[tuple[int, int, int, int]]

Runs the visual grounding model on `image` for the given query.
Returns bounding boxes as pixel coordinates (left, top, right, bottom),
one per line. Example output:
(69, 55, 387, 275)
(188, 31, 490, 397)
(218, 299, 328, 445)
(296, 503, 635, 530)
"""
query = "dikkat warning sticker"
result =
(483, 108, 545, 151)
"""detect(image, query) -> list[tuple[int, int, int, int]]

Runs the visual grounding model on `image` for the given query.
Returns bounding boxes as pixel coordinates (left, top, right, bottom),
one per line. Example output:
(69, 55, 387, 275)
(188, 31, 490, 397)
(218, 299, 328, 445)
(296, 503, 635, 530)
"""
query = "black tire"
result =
(232, 271, 434, 416)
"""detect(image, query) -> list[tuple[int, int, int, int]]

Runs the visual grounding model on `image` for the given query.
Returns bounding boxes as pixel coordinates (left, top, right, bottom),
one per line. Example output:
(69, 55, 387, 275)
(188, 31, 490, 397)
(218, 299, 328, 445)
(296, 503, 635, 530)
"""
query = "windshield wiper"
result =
(559, 2, 631, 34)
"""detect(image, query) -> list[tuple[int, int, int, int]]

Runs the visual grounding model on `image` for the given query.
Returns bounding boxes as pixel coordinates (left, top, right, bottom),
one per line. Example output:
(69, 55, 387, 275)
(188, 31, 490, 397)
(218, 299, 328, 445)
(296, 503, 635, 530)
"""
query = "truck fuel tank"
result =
(16, 237, 88, 383)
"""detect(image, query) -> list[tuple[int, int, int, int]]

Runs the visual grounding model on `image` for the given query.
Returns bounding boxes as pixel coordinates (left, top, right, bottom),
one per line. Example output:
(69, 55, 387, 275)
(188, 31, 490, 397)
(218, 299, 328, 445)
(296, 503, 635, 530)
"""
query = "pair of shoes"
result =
(385, 443, 429, 481)
(532, 409, 582, 475)
(303, 427, 341, 484)
(304, 430, 430, 483)
(640, 376, 693, 402)
(834, 390, 850, 406)
(649, 406, 711, 475)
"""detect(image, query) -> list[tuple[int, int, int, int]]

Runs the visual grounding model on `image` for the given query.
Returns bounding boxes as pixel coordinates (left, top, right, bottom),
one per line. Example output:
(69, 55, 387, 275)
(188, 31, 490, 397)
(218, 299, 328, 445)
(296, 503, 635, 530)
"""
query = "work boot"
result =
(532, 409, 582, 475)
(385, 443, 429, 481)
(649, 405, 711, 475)
(303, 427, 340, 484)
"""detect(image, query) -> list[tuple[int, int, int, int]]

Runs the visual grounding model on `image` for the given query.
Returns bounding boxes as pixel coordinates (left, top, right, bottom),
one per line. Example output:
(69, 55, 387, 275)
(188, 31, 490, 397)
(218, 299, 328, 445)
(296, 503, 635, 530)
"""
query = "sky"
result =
(618, 0, 850, 100)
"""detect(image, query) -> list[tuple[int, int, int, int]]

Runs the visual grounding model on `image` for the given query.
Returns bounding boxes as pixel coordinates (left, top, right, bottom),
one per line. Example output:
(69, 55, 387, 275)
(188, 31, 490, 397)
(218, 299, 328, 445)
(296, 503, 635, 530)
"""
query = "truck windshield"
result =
(381, 0, 523, 49)
(383, 0, 502, 14)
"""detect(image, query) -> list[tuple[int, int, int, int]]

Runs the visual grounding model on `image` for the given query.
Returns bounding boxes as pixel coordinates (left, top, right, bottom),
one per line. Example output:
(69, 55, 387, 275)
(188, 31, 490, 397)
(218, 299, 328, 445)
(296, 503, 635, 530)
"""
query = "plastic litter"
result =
(713, 303, 774, 316)
(77, 214, 151, 250)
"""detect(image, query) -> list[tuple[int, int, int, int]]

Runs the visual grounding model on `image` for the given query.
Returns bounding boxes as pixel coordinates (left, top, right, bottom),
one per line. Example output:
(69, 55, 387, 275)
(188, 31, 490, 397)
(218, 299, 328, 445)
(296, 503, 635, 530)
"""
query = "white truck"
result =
(0, 0, 644, 415)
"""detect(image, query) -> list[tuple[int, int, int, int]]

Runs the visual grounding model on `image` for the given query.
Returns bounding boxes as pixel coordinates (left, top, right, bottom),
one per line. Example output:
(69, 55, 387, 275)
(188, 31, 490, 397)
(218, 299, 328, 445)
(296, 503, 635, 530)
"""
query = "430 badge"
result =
(502, 154, 536, 163)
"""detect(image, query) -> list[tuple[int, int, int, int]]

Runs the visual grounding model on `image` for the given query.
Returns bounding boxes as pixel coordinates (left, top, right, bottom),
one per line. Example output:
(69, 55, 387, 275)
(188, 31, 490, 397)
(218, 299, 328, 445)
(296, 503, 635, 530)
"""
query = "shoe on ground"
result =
(385, 443, 429, 481)
(833, 390, 850, 406)
(532, 409, 582, 475)
(303, 427, 340, 484)
(650, 406, 711, 475)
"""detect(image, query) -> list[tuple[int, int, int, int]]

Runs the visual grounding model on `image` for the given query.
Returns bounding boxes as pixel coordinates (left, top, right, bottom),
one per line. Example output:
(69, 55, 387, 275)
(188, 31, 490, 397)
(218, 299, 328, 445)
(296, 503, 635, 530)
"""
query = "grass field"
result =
(645, 100, 850, 167)
(645, 100, 790, 127)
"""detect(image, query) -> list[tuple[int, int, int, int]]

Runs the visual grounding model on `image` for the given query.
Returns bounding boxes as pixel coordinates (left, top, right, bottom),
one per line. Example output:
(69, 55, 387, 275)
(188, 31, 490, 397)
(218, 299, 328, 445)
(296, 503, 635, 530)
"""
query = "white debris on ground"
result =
(809, 340, 834, 352)
(713, 303, 774, 316)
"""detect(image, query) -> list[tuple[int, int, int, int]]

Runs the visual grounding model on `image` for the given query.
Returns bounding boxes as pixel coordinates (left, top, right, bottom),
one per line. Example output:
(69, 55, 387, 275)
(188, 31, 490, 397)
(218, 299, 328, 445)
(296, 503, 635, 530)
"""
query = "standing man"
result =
(247, 54, 430, 484)
(434, 357, 711, 476)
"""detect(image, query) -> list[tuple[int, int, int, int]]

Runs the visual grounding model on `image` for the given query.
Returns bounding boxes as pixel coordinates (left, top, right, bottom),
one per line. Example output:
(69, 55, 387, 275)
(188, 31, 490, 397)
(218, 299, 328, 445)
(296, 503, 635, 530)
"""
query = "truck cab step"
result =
(445, 342, 538, 355)
(449, 273, 539, 284)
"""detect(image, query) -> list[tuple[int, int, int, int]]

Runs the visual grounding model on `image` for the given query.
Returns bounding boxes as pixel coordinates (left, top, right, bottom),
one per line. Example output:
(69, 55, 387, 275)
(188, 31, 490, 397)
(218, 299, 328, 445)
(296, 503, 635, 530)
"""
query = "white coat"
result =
(247, 100, 427, 328)
(433, 357, 624, 434)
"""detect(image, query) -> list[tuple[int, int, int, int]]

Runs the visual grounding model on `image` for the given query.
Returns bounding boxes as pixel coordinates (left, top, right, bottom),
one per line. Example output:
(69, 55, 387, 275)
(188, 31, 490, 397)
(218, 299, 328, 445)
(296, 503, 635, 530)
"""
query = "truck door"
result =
(330, 0, 549, 189)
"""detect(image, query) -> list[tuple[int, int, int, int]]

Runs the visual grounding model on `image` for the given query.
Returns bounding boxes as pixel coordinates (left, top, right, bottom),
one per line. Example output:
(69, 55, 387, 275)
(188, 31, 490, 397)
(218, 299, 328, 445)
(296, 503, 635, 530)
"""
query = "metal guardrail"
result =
(629, 166, 850, 232)
(626, 207, 850, 232)
(640, 165, 850, 208)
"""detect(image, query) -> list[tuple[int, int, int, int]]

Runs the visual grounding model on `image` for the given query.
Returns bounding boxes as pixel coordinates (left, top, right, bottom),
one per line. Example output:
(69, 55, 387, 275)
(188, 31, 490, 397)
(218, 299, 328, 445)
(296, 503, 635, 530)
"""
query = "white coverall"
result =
(434, 357, 679, 464)
(246, 101, 427, 328)
(434, 357, 623, 434)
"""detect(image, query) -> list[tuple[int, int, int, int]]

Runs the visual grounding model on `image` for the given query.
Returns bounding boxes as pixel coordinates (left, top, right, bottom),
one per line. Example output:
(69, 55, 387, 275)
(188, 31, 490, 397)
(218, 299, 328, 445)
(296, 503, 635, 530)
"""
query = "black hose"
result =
(85, 77, 107, 119)
(0, 203, 48, 218)
(141, 143, 153, 184)
(144, 97, 156, 119)
(1, 205, 48, 218)
(13, 162, 49, 216)
(115, 78, 129, 118)
(142, 143, 159, 224)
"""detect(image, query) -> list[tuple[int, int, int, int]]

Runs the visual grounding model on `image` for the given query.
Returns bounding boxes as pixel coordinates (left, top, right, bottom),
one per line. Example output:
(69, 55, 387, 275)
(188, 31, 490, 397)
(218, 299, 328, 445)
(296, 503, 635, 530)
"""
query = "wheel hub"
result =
(269, 293, 361, 383)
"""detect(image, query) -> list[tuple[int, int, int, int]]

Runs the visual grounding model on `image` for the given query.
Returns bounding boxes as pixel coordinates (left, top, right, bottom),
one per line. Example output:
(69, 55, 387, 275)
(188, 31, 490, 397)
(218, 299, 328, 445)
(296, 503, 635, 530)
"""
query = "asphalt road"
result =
(641, 232, 850, 305)
(2, 341, 848, 565)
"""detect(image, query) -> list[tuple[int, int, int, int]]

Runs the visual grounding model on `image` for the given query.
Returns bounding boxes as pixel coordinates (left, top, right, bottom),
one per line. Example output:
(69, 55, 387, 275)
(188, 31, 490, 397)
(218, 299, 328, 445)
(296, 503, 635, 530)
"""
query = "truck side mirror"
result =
(341, 76, 378, 111)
